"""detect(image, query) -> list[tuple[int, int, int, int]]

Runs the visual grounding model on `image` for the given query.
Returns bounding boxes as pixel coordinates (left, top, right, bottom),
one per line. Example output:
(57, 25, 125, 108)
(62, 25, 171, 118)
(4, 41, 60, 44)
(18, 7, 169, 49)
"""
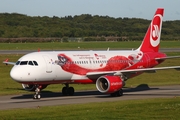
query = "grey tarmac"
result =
(0, 85, 179, 110)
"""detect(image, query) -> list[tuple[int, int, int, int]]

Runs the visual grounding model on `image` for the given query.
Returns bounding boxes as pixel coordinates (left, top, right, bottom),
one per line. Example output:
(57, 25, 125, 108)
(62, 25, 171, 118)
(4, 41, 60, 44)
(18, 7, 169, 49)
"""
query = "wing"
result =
(86, 66, 180, 80)
(114, 66, 180, 75)
(3, 59, 16, 65)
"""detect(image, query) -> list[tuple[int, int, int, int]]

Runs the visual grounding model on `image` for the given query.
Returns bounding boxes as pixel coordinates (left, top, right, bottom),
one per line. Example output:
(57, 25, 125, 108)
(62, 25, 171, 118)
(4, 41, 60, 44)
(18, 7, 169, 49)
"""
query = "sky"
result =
(0, 0, 180, 21)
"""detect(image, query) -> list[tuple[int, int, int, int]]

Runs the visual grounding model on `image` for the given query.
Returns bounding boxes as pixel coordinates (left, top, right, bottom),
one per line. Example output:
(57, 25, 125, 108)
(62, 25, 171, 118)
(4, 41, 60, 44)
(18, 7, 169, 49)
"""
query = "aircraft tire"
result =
(117, 89, 123, 96)
(68, 87, 74, 96)
(33, 94, 41, 99)
(110, 89, 123, 97)
(33, 94, 37, 99)
(37, 94, 41, 99)
(62, 87, 68, 96)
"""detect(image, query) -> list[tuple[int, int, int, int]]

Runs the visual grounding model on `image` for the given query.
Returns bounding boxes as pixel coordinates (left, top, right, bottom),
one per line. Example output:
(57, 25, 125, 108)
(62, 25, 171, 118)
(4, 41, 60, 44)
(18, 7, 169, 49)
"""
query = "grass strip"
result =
(0, 97, 180, 120)
(0, 41, 179, 50)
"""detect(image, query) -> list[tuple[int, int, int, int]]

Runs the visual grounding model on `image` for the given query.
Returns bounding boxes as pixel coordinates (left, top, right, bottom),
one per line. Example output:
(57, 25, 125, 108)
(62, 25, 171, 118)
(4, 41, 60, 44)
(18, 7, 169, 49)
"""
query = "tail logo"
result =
(152, 25, 159, 40)
(150, 14, 162, 47)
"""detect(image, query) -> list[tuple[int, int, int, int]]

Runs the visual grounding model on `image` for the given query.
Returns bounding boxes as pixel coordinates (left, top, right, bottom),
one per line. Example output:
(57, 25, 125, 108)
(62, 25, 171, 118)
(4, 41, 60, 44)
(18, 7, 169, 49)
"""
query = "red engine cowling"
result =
(96, 75, 123, 93)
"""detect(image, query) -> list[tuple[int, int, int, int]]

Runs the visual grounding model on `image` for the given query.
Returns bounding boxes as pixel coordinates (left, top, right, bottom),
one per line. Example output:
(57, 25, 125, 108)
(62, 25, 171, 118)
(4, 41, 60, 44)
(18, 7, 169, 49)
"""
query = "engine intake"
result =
(96, 75, 123, 93)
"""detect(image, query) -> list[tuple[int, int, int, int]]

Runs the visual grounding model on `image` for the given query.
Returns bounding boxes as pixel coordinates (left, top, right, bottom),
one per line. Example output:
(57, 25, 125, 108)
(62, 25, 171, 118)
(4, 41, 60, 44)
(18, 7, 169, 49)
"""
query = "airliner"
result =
(3, 8, 180, 99)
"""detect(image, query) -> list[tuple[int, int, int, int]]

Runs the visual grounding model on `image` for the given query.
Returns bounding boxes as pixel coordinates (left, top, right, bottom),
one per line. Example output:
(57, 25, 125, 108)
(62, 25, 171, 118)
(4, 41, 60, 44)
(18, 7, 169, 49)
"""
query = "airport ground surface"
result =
(0, 85, 179, 110)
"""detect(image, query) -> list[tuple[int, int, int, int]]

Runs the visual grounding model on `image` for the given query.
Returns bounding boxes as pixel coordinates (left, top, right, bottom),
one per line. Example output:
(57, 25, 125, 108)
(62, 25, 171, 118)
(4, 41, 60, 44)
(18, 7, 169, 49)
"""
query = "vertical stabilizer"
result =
(137, 8, 164, 52)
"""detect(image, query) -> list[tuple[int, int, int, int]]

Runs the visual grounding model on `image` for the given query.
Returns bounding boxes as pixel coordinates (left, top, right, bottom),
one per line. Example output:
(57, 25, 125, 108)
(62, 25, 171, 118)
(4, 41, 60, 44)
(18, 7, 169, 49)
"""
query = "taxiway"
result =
(0, 85, 179, 110)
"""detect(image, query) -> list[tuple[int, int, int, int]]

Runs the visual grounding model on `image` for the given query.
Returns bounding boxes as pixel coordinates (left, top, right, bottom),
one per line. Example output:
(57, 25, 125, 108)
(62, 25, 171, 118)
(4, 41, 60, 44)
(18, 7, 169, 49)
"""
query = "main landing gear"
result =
(110, 89, 123, 97)
(33, 85, 42, 99)
(62, 84, 75, 96)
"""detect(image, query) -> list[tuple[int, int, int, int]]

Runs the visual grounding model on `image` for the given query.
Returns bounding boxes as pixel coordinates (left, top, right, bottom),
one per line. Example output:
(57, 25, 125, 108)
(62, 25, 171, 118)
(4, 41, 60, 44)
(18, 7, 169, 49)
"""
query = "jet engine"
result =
(22, 84, 48, 91)
(96, 75, 124, 94)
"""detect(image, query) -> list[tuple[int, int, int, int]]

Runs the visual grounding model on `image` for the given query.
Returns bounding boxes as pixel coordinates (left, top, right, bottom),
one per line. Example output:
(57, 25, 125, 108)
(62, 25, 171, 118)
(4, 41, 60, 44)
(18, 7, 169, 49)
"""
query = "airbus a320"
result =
(4, 8, 180, 99)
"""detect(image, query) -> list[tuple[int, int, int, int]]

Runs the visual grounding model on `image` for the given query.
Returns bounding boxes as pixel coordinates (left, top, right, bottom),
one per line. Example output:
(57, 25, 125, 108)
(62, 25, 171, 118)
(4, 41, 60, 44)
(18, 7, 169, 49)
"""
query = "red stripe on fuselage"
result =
(19, 79, 95, 85)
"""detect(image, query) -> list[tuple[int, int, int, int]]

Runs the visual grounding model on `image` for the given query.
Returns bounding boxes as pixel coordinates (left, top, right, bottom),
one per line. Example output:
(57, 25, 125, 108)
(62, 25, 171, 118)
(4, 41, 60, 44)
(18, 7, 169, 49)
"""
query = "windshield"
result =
(16, 61, 38, 66)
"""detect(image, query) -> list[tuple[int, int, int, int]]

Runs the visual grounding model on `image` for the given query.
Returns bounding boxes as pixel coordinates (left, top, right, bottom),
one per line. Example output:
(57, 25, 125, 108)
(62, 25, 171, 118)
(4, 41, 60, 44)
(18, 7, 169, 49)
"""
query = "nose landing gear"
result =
(33, 85, 42, 99)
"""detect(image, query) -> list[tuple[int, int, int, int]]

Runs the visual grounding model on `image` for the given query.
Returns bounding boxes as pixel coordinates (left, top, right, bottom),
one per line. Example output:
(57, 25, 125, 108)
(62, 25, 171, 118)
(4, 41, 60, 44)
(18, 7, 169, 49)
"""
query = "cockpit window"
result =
(28, 61, 34, 66)
(16, 60, 38, 66)
(16, 61, 20, 65)
(20, 61, 28, 65)
(33, 61, 38, 66)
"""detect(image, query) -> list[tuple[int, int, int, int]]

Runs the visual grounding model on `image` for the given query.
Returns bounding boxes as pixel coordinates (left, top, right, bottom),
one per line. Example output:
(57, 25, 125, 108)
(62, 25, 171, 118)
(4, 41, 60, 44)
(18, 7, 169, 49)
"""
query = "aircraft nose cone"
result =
(10, 67, 21, 82)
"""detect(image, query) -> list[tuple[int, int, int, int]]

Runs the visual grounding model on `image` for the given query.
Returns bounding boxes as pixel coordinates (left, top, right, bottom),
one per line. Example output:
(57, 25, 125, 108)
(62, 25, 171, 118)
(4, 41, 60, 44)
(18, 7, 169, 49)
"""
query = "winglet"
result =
(4, 59, 9, 65)
(4, 59, 9, 62)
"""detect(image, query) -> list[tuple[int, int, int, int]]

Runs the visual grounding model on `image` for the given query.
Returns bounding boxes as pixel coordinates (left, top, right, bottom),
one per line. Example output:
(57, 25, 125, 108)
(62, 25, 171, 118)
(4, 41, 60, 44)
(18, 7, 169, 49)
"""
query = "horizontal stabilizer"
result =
(114, 66, 180, 76)
(155, 56, 180, 60)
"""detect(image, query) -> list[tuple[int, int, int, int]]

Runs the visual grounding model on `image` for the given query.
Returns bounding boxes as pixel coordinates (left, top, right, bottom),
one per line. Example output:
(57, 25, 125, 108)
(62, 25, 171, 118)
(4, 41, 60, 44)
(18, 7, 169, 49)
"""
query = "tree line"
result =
(0, 13, 180, 42)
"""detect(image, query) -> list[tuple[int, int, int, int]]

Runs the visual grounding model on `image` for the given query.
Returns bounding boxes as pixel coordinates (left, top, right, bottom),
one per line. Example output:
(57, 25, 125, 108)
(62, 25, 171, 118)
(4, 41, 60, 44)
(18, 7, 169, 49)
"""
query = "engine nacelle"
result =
(96, 75, 124, 94)
(22, 84, 48, 91)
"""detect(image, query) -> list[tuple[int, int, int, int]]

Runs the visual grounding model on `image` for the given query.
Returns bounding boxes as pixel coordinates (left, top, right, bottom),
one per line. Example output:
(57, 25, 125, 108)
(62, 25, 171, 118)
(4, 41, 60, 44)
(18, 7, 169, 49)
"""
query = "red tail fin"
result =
(137, 8, 164, 52)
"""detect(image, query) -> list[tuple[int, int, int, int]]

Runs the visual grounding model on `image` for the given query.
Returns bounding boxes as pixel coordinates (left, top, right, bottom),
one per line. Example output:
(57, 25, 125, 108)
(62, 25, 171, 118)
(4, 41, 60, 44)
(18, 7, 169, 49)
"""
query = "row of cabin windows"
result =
(16, 61, 38, 66)
(15, 59, 143, 66)
(65, 60, 143, 64)
(64, 60, 106, 64)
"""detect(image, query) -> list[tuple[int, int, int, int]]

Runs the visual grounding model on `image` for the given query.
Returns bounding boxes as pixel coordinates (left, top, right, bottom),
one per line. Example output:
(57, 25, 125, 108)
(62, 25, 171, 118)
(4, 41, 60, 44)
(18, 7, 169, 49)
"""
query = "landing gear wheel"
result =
(33, 94, 37, 99)
(68, 87, 74, 96)
(33, 94, 41, 99)
(37, 94, 41, 99)
(110, 89, 123, 97)
(118, 89, 123, 96)
(62, 84, 75, 96)
(62, 87, 68, 96)
(110, 92, 117, 97)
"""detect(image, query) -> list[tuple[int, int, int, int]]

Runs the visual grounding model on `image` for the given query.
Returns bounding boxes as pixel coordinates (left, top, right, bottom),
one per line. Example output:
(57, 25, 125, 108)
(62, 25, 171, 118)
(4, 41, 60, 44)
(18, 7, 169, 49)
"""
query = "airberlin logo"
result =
(94, 54, 106, 59)
(152, 25, 159, 40)
(111, 82, 122, 86)
(150, 14, 162, 47)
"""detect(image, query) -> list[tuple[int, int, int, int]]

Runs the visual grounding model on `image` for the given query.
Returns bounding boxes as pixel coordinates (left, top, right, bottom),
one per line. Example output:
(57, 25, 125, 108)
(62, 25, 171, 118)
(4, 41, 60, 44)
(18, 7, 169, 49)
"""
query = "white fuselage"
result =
(10, 50, 143, 84)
